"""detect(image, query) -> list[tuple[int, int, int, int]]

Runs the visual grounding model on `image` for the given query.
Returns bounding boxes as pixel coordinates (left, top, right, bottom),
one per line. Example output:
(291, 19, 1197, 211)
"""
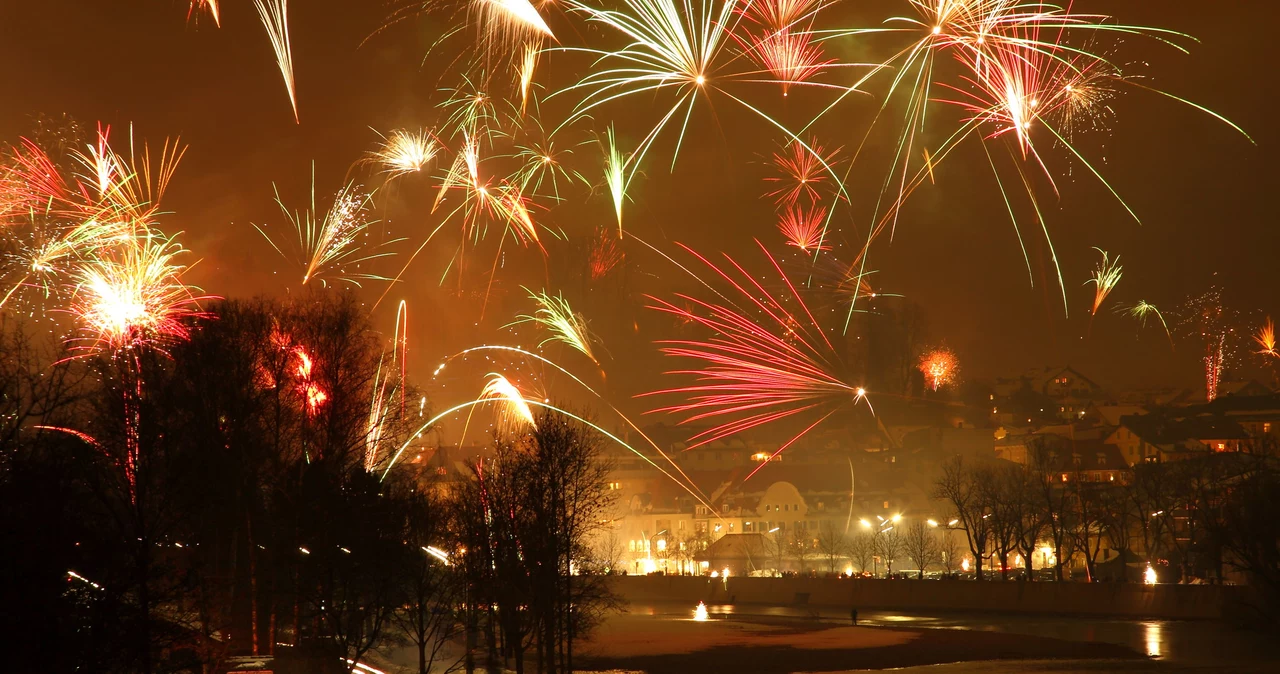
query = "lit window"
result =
(883, 500, 889, 509)
(1265, 423, 1272, 433)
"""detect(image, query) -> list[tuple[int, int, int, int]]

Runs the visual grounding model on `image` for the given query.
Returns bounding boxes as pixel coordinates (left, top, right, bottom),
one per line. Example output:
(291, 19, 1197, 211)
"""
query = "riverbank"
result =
(576, 610, 1142, 674)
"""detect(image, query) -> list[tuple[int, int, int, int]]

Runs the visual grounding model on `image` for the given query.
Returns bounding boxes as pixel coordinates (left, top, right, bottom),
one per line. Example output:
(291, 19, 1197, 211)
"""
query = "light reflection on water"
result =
(1143, 621, 1162, 658)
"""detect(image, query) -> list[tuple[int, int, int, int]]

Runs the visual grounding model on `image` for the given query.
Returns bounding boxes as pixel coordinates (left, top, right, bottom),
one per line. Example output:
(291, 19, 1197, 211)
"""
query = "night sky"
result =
(2, 0, 1276, 415)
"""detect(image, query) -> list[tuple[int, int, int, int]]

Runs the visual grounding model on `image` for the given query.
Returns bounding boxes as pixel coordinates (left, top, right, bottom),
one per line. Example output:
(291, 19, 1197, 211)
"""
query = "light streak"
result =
(254, 0, 299, 123)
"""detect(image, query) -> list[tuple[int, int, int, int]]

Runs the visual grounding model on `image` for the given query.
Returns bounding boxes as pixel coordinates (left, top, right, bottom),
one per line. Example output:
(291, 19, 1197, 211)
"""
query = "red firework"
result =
(749, 27, 832, 96)
(764, 139, 839, 207)
(777, 205, 829, 252)
(642, 241, 870, 478)
(589, 226, 624, 280)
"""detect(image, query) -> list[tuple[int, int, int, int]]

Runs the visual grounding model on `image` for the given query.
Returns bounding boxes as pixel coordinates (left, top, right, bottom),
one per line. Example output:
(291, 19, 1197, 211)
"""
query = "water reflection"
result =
(1143, 621, 1163, 658)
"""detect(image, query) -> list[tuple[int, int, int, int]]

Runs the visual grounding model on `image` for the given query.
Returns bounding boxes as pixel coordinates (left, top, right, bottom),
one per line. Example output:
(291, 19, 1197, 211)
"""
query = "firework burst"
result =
(1177, 287, 1238, 401)
(257, 170, 398, 287)
(1256, 318, 1277, 359)
(1085, 247, 1122, 317)
(366, 128, 438, 179)
(510, 288, 598, 364)
(918, 347, 959, 392)
(188, 0, 221, 27)
(777, 205, 828, 252)
(254, 0, 299, 123)
(765, 139, 838, 207)
(479, 372, 537, 433)
(1120, 300, 1173, 348)
(641, 241, 871, 472)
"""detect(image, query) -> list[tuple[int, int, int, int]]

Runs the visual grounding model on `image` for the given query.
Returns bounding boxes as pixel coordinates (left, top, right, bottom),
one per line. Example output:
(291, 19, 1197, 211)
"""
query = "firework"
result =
(257, 170, 398, 287)
(476, 0, 555, 46)
(1176, 288, 1238, 401)
(742, 0, 822, 30)
(604, 126, 627, 235)
(510, 288, 598, 363)
(765, 139, 837, 207)
(746, 27, 831, 96)
(641, 241, 871, 469)
(1085, 247, 1122, 316)
(292, 346, 328, 414)
(589, 225, 624, 280)
(254, 0, 299, 123)
(188, 0, 221, 26)
(918, 347, 959, 392)
(69, 226, 209, 355)
(1120, 300, 1173, 348)
(365, 354, 399, 471)
(518, 43, 539, 113)
(479, 372, 537, 433)
(777, 205, 828, 252)
(366, 128, 438, 179)
(1256, 318, 1277, 359)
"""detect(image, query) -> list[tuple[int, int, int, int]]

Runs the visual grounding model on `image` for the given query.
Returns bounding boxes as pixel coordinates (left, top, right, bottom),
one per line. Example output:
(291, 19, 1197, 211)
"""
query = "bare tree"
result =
(848, 531, 875, 575)
(933, 456, 992, 580)
(815, 521, 849, 573)
(938, 528, 963, 574)
(903, 521, 939, 579)
(1028, 438, 1076, 580)
(877, 527, 905, 576)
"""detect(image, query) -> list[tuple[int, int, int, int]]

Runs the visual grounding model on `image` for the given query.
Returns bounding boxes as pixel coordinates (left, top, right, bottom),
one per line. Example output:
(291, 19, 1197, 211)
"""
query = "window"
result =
(678, 520, 686, 530)
(1096, 453, 1107, 467)
(728, 522, 735, 532)
(1061, 473, 1070, 482)
(1265, 423, 1272, 434)
(883, 500, 889, 509)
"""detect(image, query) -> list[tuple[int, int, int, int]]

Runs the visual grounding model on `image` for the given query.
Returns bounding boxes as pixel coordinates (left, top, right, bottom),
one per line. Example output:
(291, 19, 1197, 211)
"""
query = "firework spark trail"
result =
(589, 225, 624, 280)
(254, 0, 299, 123)
(366, 128, 438, 179)
(1085, 247, 1122, 317)
(188, 1, 222, 27)
(777, 204, 828, 252)
(1120, 300, 1173, 348)
(918, 347, 959, 392)
(479, 372, 537, 432)
(641, 241, 870, 457)
(382, 360, 723, 518)
(764, 139, 837, 207)
(509, 288, 598, 363)
(256, 168, 399, 287)
(604, 126, 627, 235)
(476, 0, 556, 45)
(745, 27, 832, 96)
(1256, 318, 1277, 359)
(519, 43, 540, 113)
(1177, 288, 1238, 402)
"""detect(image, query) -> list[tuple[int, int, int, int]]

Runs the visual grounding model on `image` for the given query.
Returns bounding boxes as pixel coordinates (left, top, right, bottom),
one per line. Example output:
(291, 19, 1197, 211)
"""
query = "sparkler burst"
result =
(188, 0, 221, 27)
(70, 226, 209, 355)
(765, 139, 837, 207)
(1177, 287, 1238, 402)
(510, 288, 598, 363)
(641, 241, 871, 468)
(256, 170, 398, 287)
(1085, 247, 1122, 316)
(918, 347, 959, 392)
(1120, 300, 1173, 348)
(480, 372, 537, 432)
(589, 225, 624, 280)
(476, 0, 556, 45)
(604, 126, 627, 235)
(366, 128, 438, 179)
(254, 0, 299, 123)
(1256, 318, 1277, 359)
(777, 205, 828, 252)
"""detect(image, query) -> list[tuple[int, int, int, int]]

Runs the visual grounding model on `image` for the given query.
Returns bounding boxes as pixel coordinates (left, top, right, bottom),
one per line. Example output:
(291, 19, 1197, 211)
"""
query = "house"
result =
(1042, 441, 1130, 484)
(1030, 366, 1104, 400)
(697, 533, 770, 576)
(1108, 413, 1253, 464)
(1214, 380, 1273, 399)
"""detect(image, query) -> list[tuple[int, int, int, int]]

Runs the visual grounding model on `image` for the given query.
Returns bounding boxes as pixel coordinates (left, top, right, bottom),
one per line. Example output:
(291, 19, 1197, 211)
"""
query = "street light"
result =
(860, 517, 894, 577)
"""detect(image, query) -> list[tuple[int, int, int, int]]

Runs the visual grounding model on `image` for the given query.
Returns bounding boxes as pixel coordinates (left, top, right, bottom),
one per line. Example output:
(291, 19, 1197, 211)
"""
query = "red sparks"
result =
(777, 205, 829, 252)
(641, 241, 869, 464)
(918, 347, 959, 392)
(750, 28, 832, 96)
(764, 140, 838, 207)
(589, 226, 624, 280)
(294, 346, 327, 414)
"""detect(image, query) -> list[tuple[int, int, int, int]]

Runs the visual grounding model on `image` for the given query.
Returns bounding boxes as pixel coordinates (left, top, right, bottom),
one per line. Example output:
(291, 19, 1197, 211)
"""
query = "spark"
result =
(510, 288, 597, 363)
(777, 205, 828, 252)
(1120, 300, 1173, 347)
(1256, 318, 1277, 359)
(188, 1, 221, 27)
(293, 346, 328, 414)
(476, 0, 555, 46)
(641, 241, 871, 466)
(604, 126, 627, 235)
(747, 27, 831, 96)
(519, 43, 539, 113)
(1085, 247, 1122, 316)
(366, 129, 438, 179)
(479, 373, 537, 433)
(69, 226, 210, 355)
(254, 0, 299, 123)
(765, 139, 837, 207)
(589, 226, 624, 281)
(256, 168, 398, 287)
